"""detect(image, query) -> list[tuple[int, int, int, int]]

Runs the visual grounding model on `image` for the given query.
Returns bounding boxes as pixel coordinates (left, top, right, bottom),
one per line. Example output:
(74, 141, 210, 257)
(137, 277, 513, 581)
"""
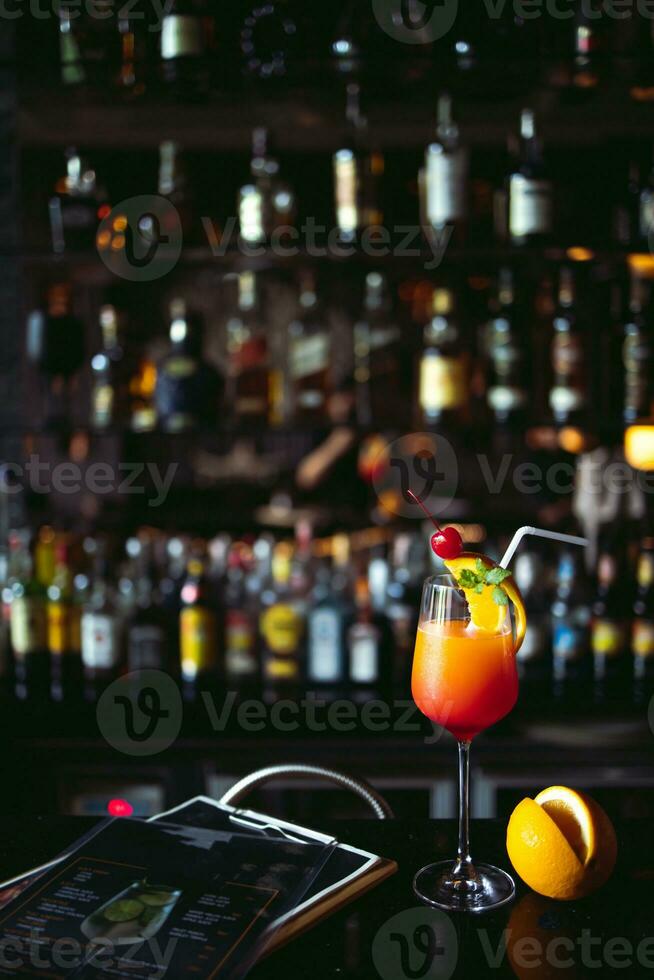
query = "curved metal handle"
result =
(219, 764, 394, 820)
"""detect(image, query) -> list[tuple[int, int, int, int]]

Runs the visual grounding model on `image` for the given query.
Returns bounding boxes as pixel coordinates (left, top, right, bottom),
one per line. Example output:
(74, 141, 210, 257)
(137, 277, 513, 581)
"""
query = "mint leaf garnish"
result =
(492, 586, 509, 606)
(475, 558, 487, 575)
(485, 567, 512, 585)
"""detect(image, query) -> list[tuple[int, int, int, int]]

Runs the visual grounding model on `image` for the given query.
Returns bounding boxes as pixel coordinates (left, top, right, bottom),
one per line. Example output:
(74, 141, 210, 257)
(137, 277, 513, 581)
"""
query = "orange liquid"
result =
(412, 620, 518, 741)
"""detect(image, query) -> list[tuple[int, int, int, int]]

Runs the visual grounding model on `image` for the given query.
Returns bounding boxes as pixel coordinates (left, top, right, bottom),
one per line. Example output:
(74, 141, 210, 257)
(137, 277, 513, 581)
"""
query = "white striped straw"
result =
(499, 526, 588, 570)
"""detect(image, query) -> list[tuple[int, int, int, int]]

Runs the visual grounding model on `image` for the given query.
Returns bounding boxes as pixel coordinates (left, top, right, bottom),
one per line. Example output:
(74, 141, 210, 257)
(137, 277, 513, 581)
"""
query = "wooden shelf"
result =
(17, 85, 654, 151)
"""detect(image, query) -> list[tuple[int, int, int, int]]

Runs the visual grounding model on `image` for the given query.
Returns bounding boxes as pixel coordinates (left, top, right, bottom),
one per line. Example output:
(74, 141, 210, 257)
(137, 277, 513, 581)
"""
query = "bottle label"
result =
(81, 612, 119, 669)
(552, 621, 585, 661)
(334, 151, 358, 236)
(92, 384, 114, 428)
(161, 15, 205, 60)
(637, 555, 654, 589)
(308, 608, 342, 683)
(239, 185, 265, 244)
(509, 175, 552, 238)
(350, 634, 379, 684)
(549, 385, 585, 415)
(419, 355, 466, 412)
(180, 607, 216, 677)
(128, 624, 167, 671)
(488, 385, 526, 413)
(10, 597, 47, 657)
(633, 619, 654, 658)
(640, 190, 654, 239)
(225, 611, 257, 679)
(48, 602, 81, 656)
(425, 148, 468, 226)
(291, 335, 329, 381)
(591, 620, 625, 657)
(261, 604, 302, 655)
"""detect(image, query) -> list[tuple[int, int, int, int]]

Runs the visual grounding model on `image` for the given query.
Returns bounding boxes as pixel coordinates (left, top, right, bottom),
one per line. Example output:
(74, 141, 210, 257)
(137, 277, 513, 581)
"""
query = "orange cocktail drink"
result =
(412, 619, 518, 742)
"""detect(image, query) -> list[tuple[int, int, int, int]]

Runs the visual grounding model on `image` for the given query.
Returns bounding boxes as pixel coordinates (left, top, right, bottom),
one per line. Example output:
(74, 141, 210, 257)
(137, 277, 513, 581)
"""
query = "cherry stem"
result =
(406, 490, 443, 532)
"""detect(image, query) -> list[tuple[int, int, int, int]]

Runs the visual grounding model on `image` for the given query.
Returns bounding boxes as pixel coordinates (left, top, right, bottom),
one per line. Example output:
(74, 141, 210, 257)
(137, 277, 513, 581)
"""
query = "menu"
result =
(0, 813, 334, 979)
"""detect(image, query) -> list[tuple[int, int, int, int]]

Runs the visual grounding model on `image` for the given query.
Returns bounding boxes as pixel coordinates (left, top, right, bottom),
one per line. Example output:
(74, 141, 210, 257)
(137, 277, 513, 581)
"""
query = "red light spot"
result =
(108, 798, 134, 818)
(97, 204, 111, 220)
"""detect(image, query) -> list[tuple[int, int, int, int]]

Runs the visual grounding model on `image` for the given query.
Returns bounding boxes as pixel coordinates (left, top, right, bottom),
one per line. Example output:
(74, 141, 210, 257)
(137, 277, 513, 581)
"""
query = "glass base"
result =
(413, 860, 515, 913)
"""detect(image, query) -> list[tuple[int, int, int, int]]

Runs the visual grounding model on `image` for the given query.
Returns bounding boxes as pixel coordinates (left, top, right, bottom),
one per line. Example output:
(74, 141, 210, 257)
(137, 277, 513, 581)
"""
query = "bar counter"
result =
(1, 815, 651, 979)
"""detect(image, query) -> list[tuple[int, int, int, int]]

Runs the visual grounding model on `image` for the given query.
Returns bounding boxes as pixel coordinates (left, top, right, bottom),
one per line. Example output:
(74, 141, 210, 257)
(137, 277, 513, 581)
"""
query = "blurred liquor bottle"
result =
(354, 272, 404, 428)
(238, 128, 297, 247)
(126, 538, 175, 675)
(160, 0, 211, 101)
(155, 298, 223, 432)
(288, 270, 331, 424)
(179, 549, 219, 701)
(422, 95, 468, 248)
(81, 547, 122, 702)
(90, 306, 130, 432)
(223, 545, 260, 697)
(417, 286, 469, 433)
(226, 272, 270, 425)
(347, 575, 393, 704)
(260, 543, 305, 704)
(47, 538, 83, 702)
(632, 536, 654, 704)
(622, 277, 654, 425)
(592, 545, 631, 704)
(505, 109, 553, 247)
(333, 84, 384, 245)
(49, 148, 109, 254)
(116, 7, 148, 101)
(58, 0, 117, 91)
(306, 534, 352, 698)
(9, 531, 49, 701)
(548, 267, 589, 429)
(139, 141, 196, 246)
(482, 268, 529, 437)
(551, 549, 591, 704)
(26, 284, 85, 427)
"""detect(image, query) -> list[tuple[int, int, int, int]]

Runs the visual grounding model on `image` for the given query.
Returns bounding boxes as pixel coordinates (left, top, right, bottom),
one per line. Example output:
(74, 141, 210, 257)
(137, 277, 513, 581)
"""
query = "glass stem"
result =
(455, 739, 473, 875)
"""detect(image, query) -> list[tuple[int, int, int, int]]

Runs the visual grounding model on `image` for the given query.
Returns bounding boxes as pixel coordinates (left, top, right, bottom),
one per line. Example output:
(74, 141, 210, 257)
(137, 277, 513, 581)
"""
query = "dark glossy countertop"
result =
(0, 816, 652, 979)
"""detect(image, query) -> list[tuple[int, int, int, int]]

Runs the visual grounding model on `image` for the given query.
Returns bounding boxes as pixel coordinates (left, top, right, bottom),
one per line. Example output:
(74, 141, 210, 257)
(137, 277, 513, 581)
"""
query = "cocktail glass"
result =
(411, 574, 518, 912)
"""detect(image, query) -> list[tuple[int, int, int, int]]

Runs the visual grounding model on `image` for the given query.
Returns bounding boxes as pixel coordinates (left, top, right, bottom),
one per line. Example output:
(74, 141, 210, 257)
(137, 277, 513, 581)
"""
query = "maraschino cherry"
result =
(407, 491, 463, 560)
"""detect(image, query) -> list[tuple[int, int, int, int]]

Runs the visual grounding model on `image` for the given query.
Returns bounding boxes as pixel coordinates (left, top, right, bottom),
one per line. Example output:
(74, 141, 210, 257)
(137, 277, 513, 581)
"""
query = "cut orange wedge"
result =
(506, 786, 617, 900)
(444, 552, 526, 652)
